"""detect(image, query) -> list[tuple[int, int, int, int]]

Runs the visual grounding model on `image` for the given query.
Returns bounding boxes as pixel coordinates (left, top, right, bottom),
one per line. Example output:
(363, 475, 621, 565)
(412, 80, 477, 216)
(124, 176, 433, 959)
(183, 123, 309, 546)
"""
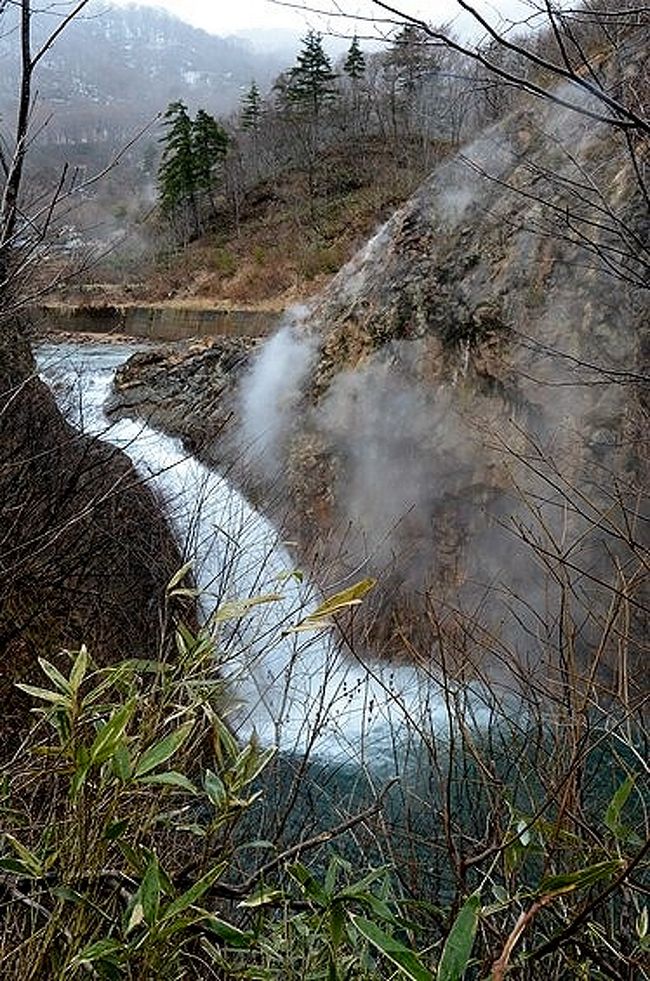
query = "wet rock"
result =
(108, 335, 257, 447)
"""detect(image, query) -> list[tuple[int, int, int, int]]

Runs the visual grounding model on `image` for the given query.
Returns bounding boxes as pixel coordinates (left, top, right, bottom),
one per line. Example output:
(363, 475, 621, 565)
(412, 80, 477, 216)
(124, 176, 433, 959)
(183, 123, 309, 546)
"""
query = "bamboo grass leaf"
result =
(160, 861, 227, 921)
(37, 657, 72, 695)
(134, 720, 194, 777)
(350, 914, 433, 981)
(90, 700, 136, 767)
(436, 892, 480, 981)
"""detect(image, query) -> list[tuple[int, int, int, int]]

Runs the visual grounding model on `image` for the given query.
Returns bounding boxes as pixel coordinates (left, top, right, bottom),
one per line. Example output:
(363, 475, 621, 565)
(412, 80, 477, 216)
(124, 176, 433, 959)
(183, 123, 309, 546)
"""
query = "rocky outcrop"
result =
(110, 58, 649, 696)
(108, 335, 257, 450)
(0, 319, 191, 752)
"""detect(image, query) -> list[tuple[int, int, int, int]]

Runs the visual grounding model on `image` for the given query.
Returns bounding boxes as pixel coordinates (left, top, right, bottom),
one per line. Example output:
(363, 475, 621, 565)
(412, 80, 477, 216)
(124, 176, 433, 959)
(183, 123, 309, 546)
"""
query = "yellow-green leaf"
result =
(134, 721, 194, 777)
(90, 700, 135, 766)
(287, 578, 376, 633)
(538, 860, 623, 897)
(160, 861, 227, 921)
(212, 593, 284, 624)
(38, 657, 72, 695)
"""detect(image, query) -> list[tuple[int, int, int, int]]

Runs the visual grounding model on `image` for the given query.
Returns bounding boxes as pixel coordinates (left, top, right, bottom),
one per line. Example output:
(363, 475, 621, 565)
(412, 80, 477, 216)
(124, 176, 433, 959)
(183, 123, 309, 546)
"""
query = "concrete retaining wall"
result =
(32, 304, 283, 341)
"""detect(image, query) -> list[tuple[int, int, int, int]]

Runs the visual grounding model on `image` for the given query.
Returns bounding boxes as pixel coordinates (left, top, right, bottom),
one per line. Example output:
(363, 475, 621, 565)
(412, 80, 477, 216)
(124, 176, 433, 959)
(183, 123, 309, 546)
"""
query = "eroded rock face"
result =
(110, 70, 648, 695)
(107, 335, 257, 451)
(0, 319, 191, 751)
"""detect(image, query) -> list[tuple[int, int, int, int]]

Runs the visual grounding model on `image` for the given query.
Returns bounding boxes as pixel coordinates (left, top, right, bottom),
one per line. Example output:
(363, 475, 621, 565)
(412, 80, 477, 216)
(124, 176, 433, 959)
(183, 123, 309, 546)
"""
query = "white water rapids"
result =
(37, 341, 487, 766)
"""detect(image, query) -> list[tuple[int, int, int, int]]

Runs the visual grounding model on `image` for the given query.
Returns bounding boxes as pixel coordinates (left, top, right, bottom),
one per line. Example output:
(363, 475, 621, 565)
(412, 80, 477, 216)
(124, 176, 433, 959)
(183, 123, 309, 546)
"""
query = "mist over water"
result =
(36, 341, 493, 768)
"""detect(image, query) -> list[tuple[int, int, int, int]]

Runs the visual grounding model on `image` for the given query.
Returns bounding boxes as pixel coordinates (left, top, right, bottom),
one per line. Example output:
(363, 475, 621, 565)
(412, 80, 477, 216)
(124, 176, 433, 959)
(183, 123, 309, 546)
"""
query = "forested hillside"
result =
(67, 21, 520, 303)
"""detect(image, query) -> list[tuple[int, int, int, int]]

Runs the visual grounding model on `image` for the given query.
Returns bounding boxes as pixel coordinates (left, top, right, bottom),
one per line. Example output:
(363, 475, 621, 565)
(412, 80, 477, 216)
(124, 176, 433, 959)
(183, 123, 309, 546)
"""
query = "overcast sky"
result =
(112, 0, 531, 41)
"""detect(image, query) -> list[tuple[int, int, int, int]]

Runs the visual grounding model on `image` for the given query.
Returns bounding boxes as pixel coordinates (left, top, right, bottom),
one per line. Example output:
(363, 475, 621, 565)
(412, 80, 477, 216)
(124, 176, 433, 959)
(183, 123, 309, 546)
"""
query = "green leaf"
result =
(15, 683, 69, 706)
(139, 857, 161, 927)
(240, 745, 276, 787)
(90, 700, 135, 767)
(105, 819, 129, 842)
(38, 657, 72, 695)
(3, 834, 43, 877)
(52, 885, 85, 904)
(160, 862, 227, 922)
(212, 715, 239, 767)
(0, 857, 40, 877)
(288, 862, 329, 906)
(134, 720, 194, 777)
(112, 741, 132, 783)
(204, 914, 254, 948)
(126, 901, 145, 934)
(351, 914, 433, 981)
(239, 885, 284, 908)
(70, 762, 90, 799)
(204, 769, 227, 809)
(139, 771, 198, 794)
(69, 646, 89, 694)
(538, 860, 623, 897)
(325, 855, 349, 895)
(604, 775, 640, 844)
(437, 893, 480, 981)
(66, 938, 123, 969)
(330, 901, 346, 947)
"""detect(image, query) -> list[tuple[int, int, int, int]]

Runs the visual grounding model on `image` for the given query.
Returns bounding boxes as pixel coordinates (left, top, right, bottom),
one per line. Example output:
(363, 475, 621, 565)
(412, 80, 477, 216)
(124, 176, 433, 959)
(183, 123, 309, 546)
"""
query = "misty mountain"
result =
(0, 2, 285, 149)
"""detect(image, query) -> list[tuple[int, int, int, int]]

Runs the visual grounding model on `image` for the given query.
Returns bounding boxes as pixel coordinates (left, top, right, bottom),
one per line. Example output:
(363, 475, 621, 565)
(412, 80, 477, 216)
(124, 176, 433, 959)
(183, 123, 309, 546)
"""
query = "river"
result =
(37, 340, 487, 774)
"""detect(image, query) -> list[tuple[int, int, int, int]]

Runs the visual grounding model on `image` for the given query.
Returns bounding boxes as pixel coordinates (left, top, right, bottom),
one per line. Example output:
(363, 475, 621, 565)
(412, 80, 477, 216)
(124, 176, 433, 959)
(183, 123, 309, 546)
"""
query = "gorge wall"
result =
(0, 320, 191, 751)
(110, 57, 649, 700)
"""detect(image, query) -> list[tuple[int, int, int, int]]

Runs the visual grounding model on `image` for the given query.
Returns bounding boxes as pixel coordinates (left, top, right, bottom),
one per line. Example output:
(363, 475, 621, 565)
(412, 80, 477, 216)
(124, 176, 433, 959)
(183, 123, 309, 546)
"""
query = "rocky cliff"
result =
(0, 320, 190, 751)
(110, 59, 649, 698)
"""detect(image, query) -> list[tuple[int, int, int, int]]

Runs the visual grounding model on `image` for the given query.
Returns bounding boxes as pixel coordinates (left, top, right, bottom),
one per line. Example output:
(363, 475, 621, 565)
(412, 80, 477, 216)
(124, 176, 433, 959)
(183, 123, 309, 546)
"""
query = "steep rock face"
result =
(111, 72, 648, 693)
(0, 321, 190, 751)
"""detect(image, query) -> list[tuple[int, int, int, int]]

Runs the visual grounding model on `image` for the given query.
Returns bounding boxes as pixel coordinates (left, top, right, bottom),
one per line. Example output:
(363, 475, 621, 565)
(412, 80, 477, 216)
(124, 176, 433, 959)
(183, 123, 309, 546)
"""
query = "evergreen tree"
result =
(192, 109, 229, 194)
(286, 31, 337, 116)
(343, 36, 366, 81)
(241, 81, 262, 132)
(389, 25, 432, 95)
(158, 102, 229, 242)
(157, 100, 198, 238)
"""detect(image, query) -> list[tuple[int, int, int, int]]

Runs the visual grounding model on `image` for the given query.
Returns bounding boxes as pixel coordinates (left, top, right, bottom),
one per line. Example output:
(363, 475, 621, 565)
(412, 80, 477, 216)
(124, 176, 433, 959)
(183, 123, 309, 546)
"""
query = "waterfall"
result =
(36, 341, 487, 767)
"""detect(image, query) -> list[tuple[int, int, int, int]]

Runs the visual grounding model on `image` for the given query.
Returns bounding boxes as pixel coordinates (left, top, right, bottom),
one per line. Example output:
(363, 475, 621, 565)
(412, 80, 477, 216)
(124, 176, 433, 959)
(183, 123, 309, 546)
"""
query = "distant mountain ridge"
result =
(0, 2, 285, 147)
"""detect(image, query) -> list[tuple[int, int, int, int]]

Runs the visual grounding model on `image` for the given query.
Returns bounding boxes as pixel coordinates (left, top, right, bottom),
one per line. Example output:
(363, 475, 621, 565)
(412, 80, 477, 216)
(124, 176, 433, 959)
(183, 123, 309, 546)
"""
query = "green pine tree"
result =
(158, 102, 229, 242)
(343, 35, 366, 81)
(241, 81, 262, 132)
(286, 31, 337, 116)
(157, 100, 199, 239)
(192, 109, 229, 194)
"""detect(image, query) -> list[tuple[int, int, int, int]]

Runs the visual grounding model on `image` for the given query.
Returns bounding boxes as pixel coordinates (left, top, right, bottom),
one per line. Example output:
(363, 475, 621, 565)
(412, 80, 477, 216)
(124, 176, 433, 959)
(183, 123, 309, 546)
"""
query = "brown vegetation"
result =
(0, 321, 190, 753)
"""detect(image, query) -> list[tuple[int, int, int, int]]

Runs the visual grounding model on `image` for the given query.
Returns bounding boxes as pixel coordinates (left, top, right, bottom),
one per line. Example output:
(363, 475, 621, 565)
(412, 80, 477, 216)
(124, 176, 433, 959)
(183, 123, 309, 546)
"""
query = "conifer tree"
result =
(158, 100, 199, 240)
(389, 25, 432, 95)
(158, 102, 229, 242)
(241, 81, 262, 132)
(192, 109, 229, 194)
(287, 31, 337, 117)
(343, 36, 366, 81)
